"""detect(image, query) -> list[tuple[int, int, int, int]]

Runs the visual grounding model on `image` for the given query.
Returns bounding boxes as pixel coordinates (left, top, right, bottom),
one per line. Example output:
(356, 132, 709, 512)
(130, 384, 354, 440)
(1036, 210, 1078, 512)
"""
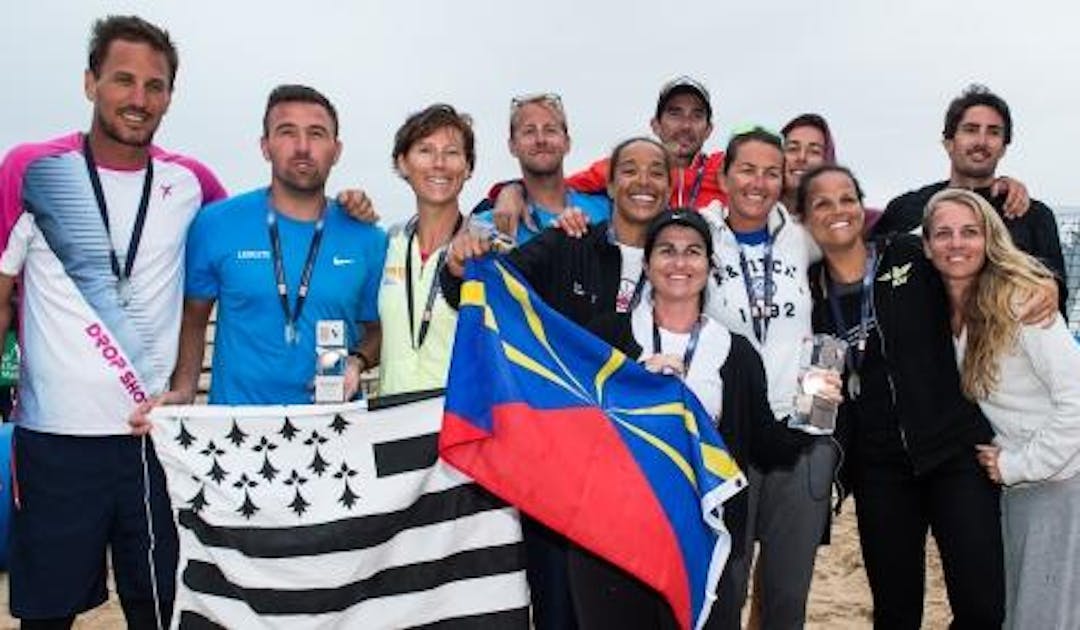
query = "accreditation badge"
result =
(315, 320, 347, 403)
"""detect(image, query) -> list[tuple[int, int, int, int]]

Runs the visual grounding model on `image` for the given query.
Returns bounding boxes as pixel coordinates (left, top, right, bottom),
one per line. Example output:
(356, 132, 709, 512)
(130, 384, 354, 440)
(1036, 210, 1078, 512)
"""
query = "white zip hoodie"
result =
(699, 200, 815, 421)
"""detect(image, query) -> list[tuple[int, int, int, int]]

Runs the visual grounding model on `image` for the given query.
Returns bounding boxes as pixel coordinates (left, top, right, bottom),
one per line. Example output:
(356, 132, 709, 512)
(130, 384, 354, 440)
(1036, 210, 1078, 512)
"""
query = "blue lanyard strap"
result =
(737, 237, 774, 343)
(268, 209, 325, 344)
(81, 134, 154, 301)
(522, 191, 573, 235)
(627, 270, 647, 313)
(825, 243, 877, 373)
(651, 316, 704, 374)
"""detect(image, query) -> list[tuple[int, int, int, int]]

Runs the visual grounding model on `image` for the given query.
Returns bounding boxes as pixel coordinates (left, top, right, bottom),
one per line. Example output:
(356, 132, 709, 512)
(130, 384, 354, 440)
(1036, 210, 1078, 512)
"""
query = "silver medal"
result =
(847, 372, 861, 399)
(284, 323, 298, 345)
(117, 278, 133, 307)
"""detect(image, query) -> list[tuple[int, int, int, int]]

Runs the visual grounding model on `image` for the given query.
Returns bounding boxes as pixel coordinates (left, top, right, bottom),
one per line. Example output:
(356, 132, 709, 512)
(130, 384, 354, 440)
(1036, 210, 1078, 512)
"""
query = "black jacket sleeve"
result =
(1028, 201, 1069, 315)
(873, 183, 944, 238)
(584, 312, 640, 357)
(438, 227, 563, 311)
(720, 334, 813, 472)
(502, 228, 563, 304)
(439, 260, 466, 310)
(872, 191, 919, 237)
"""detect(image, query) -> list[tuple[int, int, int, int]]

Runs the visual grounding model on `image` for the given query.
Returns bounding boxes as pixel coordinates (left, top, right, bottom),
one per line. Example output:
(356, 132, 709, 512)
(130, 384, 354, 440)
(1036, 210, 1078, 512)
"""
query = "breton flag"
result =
(151, 394, 530, 629)
(441, 258, 747, 630)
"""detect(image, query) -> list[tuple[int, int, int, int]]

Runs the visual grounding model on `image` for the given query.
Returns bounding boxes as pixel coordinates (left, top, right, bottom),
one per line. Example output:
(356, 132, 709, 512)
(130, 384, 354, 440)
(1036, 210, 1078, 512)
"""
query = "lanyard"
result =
(627, 271, 647, 312)
(524, 204, 545, 235)
(607, 223, 647, 313)
(81, 135, 154, 306)
(405, 214, 463, 350)
(825, 243, 877, 376)
(652, 317, 703, 374)
(268, 209, 325, 345)
(522, 192, 571, 235)
(737, 237, 774, 343)
(676, 153, 707, 208)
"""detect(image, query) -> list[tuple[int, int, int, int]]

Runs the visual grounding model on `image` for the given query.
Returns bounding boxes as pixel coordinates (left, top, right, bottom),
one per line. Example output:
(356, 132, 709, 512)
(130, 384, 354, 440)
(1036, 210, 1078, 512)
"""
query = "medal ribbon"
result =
(676, 153, 708, 208)
(825, 243, 877, 379)
(268, 207, 325, 344)
(651, 316, 703, 374)
(405, 214, 463, 350)
(523, 191, 574, 235)
(82, 134, 154, 298)
(737, 238, 774, 343)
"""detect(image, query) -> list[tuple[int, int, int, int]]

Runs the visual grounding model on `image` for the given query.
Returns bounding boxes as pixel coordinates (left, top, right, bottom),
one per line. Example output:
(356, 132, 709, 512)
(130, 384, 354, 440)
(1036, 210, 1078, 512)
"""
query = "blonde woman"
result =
(923, 188, 1080, 630)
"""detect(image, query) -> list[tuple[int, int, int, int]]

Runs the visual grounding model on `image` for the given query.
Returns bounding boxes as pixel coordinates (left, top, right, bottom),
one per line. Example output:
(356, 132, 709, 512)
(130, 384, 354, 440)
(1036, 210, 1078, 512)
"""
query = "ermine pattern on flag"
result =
(151, 397, 529, 629)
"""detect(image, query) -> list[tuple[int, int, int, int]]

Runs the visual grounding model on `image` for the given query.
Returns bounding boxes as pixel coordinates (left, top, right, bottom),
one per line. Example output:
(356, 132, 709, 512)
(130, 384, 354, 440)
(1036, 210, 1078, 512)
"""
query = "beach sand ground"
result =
(0, 505, 951, 629)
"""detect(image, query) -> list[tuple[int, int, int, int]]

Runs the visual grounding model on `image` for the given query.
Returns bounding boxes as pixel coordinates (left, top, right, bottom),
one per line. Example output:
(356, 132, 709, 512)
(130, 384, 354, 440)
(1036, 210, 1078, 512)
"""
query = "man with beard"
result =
(163, 85, 385, 405)
(472, 94, 609, 244)
(566, 76, 725, 209)
(489, 77, 725, 236)
(873, 84, 1067, 313)
(0, 16, 226, 628)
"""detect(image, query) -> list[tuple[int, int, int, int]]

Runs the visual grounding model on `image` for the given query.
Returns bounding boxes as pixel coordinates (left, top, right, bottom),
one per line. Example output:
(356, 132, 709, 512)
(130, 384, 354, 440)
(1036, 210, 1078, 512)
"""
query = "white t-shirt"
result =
(631, 295, 731, 422)
(0, 134, 223, 435)
(614, 242, 644, 313)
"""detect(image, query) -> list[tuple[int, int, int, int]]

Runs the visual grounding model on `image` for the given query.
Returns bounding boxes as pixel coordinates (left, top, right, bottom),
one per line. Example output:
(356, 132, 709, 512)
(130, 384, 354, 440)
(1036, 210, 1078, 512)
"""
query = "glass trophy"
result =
(467, 216, 516, 253)
(789, 334, 847, 435)
(314, 320, 347, 403)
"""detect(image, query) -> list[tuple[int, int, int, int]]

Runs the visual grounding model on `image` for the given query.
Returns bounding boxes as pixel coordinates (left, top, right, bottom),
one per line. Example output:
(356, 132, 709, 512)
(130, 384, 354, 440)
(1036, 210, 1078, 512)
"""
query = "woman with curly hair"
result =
(923, 187, 1080, 630)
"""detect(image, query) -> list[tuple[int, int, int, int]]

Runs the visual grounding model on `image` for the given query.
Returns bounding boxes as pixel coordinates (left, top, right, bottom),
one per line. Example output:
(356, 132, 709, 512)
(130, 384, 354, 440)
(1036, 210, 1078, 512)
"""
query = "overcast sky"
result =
(3, 1, 1077, 223)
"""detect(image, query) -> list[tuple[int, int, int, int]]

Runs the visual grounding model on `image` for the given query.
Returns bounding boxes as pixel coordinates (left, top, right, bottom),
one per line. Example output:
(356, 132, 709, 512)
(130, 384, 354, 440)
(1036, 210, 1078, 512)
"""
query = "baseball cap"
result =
(644, 208, 714, 261)
(655, 76, 712, 122)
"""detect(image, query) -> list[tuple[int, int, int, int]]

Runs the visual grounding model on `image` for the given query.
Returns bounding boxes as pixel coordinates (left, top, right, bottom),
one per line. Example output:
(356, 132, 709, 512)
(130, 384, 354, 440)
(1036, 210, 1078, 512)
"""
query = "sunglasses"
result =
(510, 92, 564, 113)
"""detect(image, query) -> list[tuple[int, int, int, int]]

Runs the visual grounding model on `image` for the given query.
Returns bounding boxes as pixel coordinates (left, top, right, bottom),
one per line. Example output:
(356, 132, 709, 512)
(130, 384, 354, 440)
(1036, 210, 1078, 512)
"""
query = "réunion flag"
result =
(440, 257, 746, 630)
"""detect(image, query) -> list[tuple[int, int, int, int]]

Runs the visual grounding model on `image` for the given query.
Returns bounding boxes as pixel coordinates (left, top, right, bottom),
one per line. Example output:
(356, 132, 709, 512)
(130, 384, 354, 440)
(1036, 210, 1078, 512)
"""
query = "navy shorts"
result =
(8, 427, 178, 621)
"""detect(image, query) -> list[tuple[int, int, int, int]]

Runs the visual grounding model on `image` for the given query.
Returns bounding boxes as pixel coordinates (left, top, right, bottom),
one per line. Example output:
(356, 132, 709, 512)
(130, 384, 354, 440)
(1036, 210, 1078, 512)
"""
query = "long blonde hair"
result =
(922, 188, 1056, 399)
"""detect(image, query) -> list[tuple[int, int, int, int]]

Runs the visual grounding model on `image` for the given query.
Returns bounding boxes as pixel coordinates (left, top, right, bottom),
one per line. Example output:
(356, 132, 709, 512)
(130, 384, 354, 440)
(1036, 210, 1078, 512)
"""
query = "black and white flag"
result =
(150, 395, 529, 629)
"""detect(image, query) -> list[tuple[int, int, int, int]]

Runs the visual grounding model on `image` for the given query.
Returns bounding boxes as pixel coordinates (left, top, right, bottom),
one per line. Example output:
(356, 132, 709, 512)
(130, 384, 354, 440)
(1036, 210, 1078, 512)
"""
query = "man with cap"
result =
(567, 76, 725, 209)
(490, 76, 726, 236)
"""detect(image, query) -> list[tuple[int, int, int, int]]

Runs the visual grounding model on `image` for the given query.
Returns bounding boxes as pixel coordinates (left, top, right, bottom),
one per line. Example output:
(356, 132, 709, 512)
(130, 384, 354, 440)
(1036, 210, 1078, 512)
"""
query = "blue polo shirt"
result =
(186, 188, 387, 404)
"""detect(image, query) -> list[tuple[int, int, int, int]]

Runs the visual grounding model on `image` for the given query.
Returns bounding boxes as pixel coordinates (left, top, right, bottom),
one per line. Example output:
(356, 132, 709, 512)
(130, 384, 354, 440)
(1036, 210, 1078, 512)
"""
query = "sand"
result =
(802, 504, 951, 629)
(0, 504, 952, 629)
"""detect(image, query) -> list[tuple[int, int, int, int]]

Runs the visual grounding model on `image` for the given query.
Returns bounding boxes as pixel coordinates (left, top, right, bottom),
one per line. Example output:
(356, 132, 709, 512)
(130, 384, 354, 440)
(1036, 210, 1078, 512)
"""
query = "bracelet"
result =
(351, 351, 370, 372)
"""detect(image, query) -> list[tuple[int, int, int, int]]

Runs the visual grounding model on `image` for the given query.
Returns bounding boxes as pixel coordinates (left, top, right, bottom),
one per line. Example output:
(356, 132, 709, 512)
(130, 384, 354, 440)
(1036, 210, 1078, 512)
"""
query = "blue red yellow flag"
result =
(440, 257, 747, 630)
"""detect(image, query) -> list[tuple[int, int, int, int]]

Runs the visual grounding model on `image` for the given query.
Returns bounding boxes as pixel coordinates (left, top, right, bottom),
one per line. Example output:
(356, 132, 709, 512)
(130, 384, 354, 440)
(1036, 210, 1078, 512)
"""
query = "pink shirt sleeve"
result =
(0, 132, 82, 254)
(151, 147, 227, 206)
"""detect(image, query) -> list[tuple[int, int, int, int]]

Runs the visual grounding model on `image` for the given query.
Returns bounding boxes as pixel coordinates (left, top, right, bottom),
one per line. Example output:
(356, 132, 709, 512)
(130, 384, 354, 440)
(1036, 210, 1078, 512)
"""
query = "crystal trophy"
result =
(466, 216, 516, 253)
(314, 320, 347, 403)
(789, 334, 847, 435)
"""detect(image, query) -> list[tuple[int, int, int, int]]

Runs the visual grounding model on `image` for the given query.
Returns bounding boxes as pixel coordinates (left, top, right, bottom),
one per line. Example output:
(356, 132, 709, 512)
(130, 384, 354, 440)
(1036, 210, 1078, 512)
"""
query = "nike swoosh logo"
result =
(332, 256, 355, 266)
